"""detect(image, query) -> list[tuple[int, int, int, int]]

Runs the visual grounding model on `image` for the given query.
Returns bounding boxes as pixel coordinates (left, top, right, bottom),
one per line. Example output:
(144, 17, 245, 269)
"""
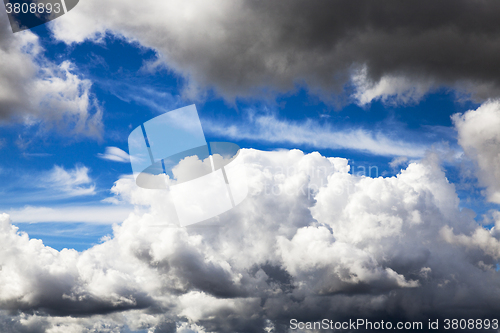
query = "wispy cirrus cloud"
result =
(204, 113, 429, 158)
(98, 79, 182, 114)
(97, 147, 131, 163)
(6, 205, 133, 224)
(41, 165, 96, 197)
(0, 165, 97, 205)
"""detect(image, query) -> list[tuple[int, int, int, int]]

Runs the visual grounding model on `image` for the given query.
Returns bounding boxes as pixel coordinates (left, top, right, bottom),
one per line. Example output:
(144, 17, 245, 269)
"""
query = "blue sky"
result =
(0, 22, 493, 251)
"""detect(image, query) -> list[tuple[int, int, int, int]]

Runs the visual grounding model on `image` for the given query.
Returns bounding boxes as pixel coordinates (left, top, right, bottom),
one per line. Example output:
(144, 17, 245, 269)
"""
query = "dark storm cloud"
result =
(0, 268, 157, 317)
(207, 0, 500, 100)
(54, 0, 500, 102)
(208, 0, 500, 100)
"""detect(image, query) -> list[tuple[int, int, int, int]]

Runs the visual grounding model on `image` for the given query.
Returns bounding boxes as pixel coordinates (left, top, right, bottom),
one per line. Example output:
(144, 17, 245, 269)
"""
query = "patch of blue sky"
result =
(1, 25, 496, 251)
(15, 222, 113, 252)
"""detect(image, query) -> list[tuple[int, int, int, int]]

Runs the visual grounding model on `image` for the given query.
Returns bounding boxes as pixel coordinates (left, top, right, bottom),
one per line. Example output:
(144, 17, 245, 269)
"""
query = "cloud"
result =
(352, 66, 435, 106)
(98, 80, 183, 114)
(30, 61, 103, 139)
(441, 226, 500, 260)
(204, 112, 429, 157)
(98, 147, 131, 163)
(41, 165, 96, 197)
(453, 100, 500, 203)
(6, 205, 133, 224)
(22, 152, 53, 158)
(0, 165, 98, 206)
(389, 156, 409, 170)
(0, 15, 102, 138)
(0, 149, 500, 331)
(48, 0, 500, 103)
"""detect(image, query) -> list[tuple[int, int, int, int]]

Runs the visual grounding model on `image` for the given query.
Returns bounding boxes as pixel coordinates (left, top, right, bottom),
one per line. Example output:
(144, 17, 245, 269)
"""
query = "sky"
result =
(2, 0, 500, 332)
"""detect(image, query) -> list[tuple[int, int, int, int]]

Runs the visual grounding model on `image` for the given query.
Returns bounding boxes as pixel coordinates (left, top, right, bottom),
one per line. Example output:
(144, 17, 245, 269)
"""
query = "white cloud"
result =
(30, 61, 103, 139)
(42, 165, 96, 197)
(0, 149, 499, 331)
(0, 16, 102, 139)
(352, 66, 434, 106)
(389, 156, 409, 170)
(440, 226, 500, 260)
(453, 100, 500, 203)
(99, 80, 183, 115)
(204, 113, 428, 158)
(0, 165, 99, 206)
(97, 147, 131, 163)
(6, 205, 133, 224)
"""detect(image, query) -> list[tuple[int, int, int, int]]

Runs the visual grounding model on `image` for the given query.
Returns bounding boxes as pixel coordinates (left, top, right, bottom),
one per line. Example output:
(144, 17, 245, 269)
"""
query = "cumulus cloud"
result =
(0, 14, 102, 138)
(0, 149, 500, 331)
(453, 100, 500, 203)
(48, 0, 500, 103)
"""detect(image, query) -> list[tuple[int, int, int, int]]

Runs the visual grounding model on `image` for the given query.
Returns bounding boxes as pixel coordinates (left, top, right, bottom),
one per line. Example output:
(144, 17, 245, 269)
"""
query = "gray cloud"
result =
(51, 0, 500, 103)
